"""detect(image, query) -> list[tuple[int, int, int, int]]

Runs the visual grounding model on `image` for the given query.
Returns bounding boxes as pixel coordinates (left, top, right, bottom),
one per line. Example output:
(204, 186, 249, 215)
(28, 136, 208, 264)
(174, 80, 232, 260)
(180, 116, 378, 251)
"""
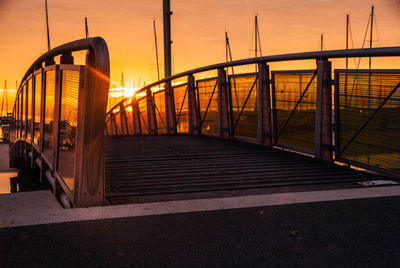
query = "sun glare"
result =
(108, 87, 140, 98)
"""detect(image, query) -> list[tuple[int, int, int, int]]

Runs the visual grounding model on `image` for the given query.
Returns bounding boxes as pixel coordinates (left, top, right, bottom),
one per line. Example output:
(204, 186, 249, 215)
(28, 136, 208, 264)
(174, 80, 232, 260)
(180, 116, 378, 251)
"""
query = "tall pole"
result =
(45, 0, 51, 51)
(368, 5, 374, 109)
(85, 16, 89, 38)
(345, 14, 349, 104)
(346, 14, 349, 69)
(153, 19, 161, 81)
(320, 33, 324, 51)
(1, 80, 6, 116)
(226, 32, 239, 108)
(369, 5, 374, 69)
(163, 0, 175, 133)
(225, 32, 229, 62)
(254, 15, 262, 72)
(5, 80, 7, 115)
(163, 0, 172, 79)
(255, 16, 258, 58)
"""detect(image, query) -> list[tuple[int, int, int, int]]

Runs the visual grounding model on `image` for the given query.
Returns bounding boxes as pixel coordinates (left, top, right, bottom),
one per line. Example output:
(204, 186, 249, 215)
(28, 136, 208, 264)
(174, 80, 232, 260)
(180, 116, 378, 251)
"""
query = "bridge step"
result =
(104, 136, 388, 205)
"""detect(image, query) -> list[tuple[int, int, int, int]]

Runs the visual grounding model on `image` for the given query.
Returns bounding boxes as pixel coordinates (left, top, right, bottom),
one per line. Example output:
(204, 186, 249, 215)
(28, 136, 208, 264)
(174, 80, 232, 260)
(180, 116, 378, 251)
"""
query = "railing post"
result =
(165, 81, 176, 134)
(120, 104, 128, 135)
(315, 59, 333, 161)
(258, 62, 273, 146)
(74, 41, 110, 207)
(218, 68, 230, 138)
(146, 88, 157, 134)
(188, 74, 200, 135)
(132, 95, 142, 135)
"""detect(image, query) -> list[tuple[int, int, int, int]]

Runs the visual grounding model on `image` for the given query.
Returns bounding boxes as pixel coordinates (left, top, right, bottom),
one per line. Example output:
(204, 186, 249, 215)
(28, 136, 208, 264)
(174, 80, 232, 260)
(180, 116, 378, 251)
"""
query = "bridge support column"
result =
(218, 68, 230, 138)
(258, 62, 273, 146)
(188, 74, 200, 135)
(315, 59, 333, 161)
(146, 88, 157, 134)
(132, 95, 142, 135)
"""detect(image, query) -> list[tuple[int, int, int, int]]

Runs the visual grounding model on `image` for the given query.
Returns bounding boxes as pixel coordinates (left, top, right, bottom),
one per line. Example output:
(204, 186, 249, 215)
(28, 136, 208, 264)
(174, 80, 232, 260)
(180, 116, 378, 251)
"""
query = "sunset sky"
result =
(0, 0, 400, 100)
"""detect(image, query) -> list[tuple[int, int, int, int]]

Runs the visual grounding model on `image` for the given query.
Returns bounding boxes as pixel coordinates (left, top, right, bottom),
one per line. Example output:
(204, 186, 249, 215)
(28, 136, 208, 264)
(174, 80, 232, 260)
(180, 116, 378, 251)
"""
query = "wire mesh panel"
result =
(153, 90, 167, 134)
(335, 70, 400, 174)
(230, 73, 258, 139)
(114, 112, 122, 135)
(173, 84, 189, 133)
(34, 73, 42, 146)
(272, 71, 317, 153)
(105, 117, 112, 135)
(124, 101, 134, 135)
(58, 69, 80, 191)
(138, 97, 148, 135)
(197, 78, 218, 134)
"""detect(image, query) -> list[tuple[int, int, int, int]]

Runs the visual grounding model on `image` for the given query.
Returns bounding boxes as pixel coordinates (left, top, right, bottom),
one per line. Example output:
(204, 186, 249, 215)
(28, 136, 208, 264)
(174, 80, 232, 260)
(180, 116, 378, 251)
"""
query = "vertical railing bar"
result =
(334, 71, 340, 160)
(227, 75, 234, 136)
(196, 83, 201, 128)
(271, 73, 278, 144)
(121, 104, 129, 135)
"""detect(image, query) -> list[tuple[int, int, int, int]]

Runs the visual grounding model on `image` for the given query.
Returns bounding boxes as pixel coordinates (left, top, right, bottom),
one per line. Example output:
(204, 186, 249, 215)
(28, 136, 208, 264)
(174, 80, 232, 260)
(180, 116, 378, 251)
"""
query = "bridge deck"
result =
(105, 135, 386, 205)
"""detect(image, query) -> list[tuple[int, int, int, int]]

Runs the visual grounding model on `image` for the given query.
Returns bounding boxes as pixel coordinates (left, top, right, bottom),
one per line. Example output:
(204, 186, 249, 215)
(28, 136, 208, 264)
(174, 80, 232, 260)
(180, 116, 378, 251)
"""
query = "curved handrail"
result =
(11, 37, 110, 208)
(107, 46, 400, 114)
(18, 37, 110, 92)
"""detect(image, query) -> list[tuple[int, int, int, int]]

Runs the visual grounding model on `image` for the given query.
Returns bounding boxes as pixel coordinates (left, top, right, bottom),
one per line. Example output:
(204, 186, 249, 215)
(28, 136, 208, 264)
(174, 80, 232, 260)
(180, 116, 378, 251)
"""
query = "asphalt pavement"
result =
(1, 195, 400, 267)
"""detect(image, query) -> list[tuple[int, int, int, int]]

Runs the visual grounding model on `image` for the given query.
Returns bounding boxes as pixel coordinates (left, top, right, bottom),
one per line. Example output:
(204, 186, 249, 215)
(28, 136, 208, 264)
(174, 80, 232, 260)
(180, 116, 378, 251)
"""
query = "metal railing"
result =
(106, 46, 400, 179)
(9, 37, 110, 208)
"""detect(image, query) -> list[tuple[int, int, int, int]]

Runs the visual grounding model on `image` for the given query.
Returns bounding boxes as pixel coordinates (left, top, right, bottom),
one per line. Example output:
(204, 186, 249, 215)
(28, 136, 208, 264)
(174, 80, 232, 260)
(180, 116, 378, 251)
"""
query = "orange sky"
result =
(0, 0, 400, 93)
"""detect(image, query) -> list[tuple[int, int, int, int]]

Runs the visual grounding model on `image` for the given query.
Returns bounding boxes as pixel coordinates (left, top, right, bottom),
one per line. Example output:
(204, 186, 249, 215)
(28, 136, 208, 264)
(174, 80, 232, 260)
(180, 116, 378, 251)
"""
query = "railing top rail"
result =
(18, 37, 109, 93)
(106, 46, 400, 114)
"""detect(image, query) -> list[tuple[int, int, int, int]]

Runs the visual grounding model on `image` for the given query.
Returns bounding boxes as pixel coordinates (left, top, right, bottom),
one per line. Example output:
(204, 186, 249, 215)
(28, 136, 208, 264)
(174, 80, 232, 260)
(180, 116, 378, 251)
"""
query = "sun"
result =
(108, 87, 140, 98)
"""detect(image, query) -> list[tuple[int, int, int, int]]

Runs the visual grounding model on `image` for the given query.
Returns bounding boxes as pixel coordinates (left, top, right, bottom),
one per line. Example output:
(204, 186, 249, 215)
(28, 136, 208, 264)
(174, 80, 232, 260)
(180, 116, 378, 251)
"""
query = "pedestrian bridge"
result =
(8, 37, 400, 207)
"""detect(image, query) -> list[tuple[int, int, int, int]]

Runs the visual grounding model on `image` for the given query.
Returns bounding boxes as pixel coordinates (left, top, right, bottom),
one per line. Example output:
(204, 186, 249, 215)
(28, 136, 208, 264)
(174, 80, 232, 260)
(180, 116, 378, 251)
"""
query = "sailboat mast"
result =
(153, 20, 161, 81)
(45, 0, 51, 51)
(5, 80, 7, 116)
(320, 33, 324, 51)
(254, 15, 259, 58)
(1, 81, 6, 116)
(85, 16, 89, 38)
(225, 32, 229, 62)
(346, 14, 349, 69)
(225, 31, 239, 108)
(369, 5, 374, 69)
(255, 16, 258, 58)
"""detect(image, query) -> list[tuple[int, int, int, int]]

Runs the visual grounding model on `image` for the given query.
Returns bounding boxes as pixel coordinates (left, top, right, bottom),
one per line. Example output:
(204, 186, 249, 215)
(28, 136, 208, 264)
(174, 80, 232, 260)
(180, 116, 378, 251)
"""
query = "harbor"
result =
(1, 0, 400, 266)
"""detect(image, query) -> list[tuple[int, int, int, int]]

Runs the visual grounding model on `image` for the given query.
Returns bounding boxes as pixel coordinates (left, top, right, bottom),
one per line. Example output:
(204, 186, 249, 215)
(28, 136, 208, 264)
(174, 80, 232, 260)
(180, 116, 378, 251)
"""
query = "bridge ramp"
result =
(105, 136, 387, 205)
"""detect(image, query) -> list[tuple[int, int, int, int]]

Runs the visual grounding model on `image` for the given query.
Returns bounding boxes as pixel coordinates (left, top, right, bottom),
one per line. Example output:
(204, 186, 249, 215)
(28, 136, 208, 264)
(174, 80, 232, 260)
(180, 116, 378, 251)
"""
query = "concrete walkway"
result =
(2, 186, 400, 228)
